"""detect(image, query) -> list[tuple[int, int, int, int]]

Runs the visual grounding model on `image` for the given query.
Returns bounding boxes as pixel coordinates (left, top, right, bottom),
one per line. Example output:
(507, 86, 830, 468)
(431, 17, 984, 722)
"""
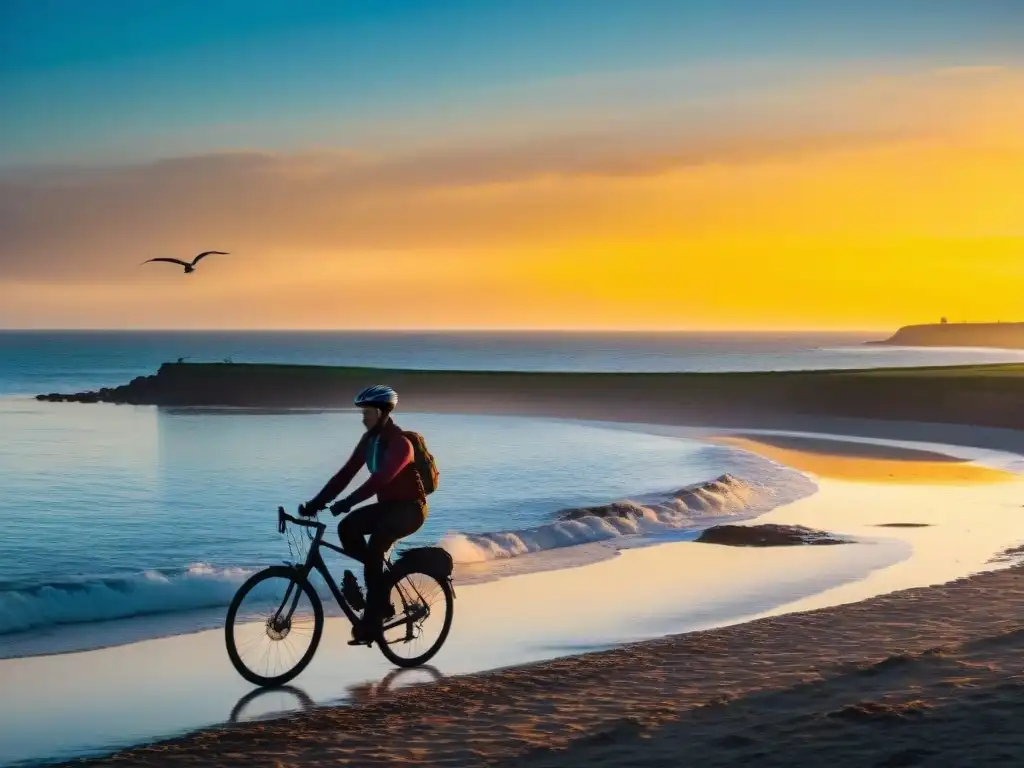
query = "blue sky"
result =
(2, 1, 1024, 331)
(2, 0, 1023, 165)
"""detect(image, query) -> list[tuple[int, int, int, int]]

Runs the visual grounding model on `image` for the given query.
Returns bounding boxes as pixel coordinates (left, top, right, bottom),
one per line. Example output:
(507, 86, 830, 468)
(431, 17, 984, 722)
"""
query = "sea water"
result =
(2, 330, 1019, 657)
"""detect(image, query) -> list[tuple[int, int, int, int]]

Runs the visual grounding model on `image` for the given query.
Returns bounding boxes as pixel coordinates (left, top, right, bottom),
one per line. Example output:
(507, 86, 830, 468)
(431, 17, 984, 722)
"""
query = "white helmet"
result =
(354, 384, 398, 412)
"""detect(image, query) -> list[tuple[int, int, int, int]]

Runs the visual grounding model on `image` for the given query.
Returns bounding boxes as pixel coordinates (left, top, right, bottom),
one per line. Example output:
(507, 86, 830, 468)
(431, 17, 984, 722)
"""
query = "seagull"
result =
(141, 250, 229, 273)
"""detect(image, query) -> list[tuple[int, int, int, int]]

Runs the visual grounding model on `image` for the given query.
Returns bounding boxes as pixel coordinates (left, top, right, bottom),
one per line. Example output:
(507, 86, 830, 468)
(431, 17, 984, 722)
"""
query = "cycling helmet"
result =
(354, 384, 398, 412)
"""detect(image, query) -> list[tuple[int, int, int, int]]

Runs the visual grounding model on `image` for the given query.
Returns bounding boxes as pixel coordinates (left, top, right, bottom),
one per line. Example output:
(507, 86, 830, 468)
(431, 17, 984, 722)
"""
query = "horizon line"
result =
(0, 326, 895, 335)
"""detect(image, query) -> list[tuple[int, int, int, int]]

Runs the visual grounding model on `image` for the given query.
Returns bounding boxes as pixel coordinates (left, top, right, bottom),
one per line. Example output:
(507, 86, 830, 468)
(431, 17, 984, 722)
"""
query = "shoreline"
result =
(10, 419, 1024, 767)
(0, 461, 805, 661)
(0, 410, 820, 661)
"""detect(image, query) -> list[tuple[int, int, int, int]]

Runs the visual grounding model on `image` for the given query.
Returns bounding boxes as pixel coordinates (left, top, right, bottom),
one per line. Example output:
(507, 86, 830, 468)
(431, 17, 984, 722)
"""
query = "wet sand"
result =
(59, 560, 1024, 767)
(46, 430, 1024, 767)
(714, 432, 1017, 484)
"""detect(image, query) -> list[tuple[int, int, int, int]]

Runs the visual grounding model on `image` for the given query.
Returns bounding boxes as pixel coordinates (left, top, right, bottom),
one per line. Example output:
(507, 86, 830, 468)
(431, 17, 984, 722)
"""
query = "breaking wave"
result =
(439, 471, 816, 564)
(0, 563, 259, 637)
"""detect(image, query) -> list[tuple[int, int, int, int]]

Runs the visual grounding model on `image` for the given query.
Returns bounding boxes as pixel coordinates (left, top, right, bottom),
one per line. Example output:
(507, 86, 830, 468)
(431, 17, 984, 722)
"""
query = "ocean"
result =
(6, 329, 1024, 395)
(2, 330, 1022, 658)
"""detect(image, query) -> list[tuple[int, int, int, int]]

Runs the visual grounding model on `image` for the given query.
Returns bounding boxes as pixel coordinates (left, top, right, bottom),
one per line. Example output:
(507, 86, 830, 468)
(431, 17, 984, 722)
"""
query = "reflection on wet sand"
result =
(228, 685, 316, 724)
(225, 666, 445, 724)
(714, 434, 1016, 484)
(346, 666, 446, 704)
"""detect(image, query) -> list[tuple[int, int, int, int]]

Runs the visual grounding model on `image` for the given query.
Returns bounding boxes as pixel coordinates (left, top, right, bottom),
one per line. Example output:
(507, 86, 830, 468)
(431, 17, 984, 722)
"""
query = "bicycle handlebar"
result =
(277, 506, 326, 535)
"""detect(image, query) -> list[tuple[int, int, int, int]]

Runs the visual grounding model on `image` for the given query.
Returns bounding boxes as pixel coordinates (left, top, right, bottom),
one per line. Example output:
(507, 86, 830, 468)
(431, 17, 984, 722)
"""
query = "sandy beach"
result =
(59, 547, 1024, 767)
(17, 415, 1022, 768)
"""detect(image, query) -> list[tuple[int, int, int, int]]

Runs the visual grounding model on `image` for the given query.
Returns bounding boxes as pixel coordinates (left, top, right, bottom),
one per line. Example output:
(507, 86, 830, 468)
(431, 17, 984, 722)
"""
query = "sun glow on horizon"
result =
(2, 56, 1024, 331)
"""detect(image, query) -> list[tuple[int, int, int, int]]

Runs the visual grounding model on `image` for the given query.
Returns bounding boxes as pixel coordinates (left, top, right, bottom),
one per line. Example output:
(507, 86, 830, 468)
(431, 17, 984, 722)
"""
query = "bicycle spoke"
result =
(238, 633, 266, 656)
(379, 572, 451, 664)
(228, 571, 321, 686)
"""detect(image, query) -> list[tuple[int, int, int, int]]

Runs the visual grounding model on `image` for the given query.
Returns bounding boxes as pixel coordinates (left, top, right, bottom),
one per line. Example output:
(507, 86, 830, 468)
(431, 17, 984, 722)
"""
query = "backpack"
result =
(402, 430, 439, 495)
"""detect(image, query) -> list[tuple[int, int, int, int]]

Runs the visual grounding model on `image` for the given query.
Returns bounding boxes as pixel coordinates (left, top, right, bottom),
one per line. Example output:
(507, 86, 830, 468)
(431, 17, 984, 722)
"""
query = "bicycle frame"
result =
(275, 506, 428, 636)
(277, 506, 362, 626)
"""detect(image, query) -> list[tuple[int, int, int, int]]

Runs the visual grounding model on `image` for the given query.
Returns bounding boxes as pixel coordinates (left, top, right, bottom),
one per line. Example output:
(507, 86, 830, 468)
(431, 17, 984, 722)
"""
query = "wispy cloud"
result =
(934, 65, 1007, 76)
(0, 129, 917, 282)
(1, 65, 1021, 284)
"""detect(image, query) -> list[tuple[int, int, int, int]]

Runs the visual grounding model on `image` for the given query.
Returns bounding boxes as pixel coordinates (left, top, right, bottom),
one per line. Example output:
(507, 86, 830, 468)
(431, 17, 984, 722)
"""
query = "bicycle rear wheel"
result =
(376, 570, 453, 668)
(225, 566, 324, 687)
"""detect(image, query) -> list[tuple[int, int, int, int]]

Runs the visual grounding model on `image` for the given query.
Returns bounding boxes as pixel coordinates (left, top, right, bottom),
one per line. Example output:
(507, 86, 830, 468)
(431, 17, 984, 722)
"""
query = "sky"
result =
(2, 0, 1024, 330)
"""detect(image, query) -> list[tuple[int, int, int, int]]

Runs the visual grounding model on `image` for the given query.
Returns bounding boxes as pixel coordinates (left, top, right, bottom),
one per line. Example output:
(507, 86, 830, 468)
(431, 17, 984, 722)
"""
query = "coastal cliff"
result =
(873, 322, 1024, 350)
(34, 361, 1024, 432)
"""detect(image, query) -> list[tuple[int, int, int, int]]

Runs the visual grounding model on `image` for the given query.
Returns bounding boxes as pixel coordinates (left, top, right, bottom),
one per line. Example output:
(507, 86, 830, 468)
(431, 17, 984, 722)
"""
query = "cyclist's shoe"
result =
(341, 570, 366, 611)
(347, 619, 374, 646)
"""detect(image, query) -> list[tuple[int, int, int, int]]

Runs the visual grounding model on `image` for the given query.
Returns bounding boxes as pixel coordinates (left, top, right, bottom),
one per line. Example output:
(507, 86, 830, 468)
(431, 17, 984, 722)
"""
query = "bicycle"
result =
(224, 506, 455, 688)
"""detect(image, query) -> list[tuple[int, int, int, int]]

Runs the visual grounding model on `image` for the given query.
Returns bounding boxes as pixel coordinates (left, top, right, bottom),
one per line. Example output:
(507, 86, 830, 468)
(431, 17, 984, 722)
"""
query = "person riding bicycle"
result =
(298, 384, 427, 643)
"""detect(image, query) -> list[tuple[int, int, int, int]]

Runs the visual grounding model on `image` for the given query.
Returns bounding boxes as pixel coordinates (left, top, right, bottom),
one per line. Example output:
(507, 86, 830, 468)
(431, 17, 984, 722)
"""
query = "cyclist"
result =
(299, 384, 427, 643)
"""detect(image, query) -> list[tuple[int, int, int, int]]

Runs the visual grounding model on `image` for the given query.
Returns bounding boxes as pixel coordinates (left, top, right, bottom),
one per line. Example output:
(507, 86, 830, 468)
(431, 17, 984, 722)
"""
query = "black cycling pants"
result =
(337, 499, 426, 620)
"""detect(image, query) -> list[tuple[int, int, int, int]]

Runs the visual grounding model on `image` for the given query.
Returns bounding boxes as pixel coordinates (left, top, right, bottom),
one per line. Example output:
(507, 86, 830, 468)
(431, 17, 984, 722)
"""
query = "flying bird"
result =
(141, 250, 229, 273)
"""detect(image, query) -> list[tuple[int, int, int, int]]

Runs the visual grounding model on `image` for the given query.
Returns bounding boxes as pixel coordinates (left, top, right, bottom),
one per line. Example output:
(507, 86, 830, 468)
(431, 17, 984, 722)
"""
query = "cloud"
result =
(1, 64, 1021, 283)
(0, 127, 912, 281)
(934, 65, 1007, 76)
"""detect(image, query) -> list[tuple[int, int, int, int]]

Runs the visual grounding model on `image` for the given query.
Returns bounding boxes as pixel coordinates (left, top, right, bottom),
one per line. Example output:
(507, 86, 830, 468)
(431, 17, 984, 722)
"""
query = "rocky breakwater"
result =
(34, 362, 369, 407)
(36, 372, 165, 405)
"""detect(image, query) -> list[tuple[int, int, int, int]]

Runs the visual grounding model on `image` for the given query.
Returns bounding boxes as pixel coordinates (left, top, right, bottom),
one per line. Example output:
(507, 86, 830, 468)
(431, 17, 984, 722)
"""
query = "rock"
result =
(558, 501, 648, 521)
(696, 523, 847, 547)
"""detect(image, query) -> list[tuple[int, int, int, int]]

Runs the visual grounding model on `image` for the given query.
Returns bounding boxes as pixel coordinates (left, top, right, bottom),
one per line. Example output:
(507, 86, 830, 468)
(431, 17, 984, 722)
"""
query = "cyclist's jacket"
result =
(310, 420, 425, 508)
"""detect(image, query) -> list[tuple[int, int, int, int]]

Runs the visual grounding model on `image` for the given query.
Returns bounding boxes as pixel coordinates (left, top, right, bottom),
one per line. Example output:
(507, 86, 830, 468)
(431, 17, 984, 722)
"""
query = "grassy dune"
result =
(876, 322, 1024, 349)
(37, 361, 1024, 433)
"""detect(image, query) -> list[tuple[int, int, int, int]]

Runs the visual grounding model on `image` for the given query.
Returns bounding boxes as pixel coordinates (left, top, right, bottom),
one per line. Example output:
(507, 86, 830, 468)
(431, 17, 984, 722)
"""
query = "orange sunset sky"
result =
(2, 3, 1023, 331)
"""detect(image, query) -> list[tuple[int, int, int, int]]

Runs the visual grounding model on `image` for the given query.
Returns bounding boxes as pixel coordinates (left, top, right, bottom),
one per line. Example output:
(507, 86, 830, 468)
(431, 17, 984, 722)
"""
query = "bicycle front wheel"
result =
(225, 566, 324, 687)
